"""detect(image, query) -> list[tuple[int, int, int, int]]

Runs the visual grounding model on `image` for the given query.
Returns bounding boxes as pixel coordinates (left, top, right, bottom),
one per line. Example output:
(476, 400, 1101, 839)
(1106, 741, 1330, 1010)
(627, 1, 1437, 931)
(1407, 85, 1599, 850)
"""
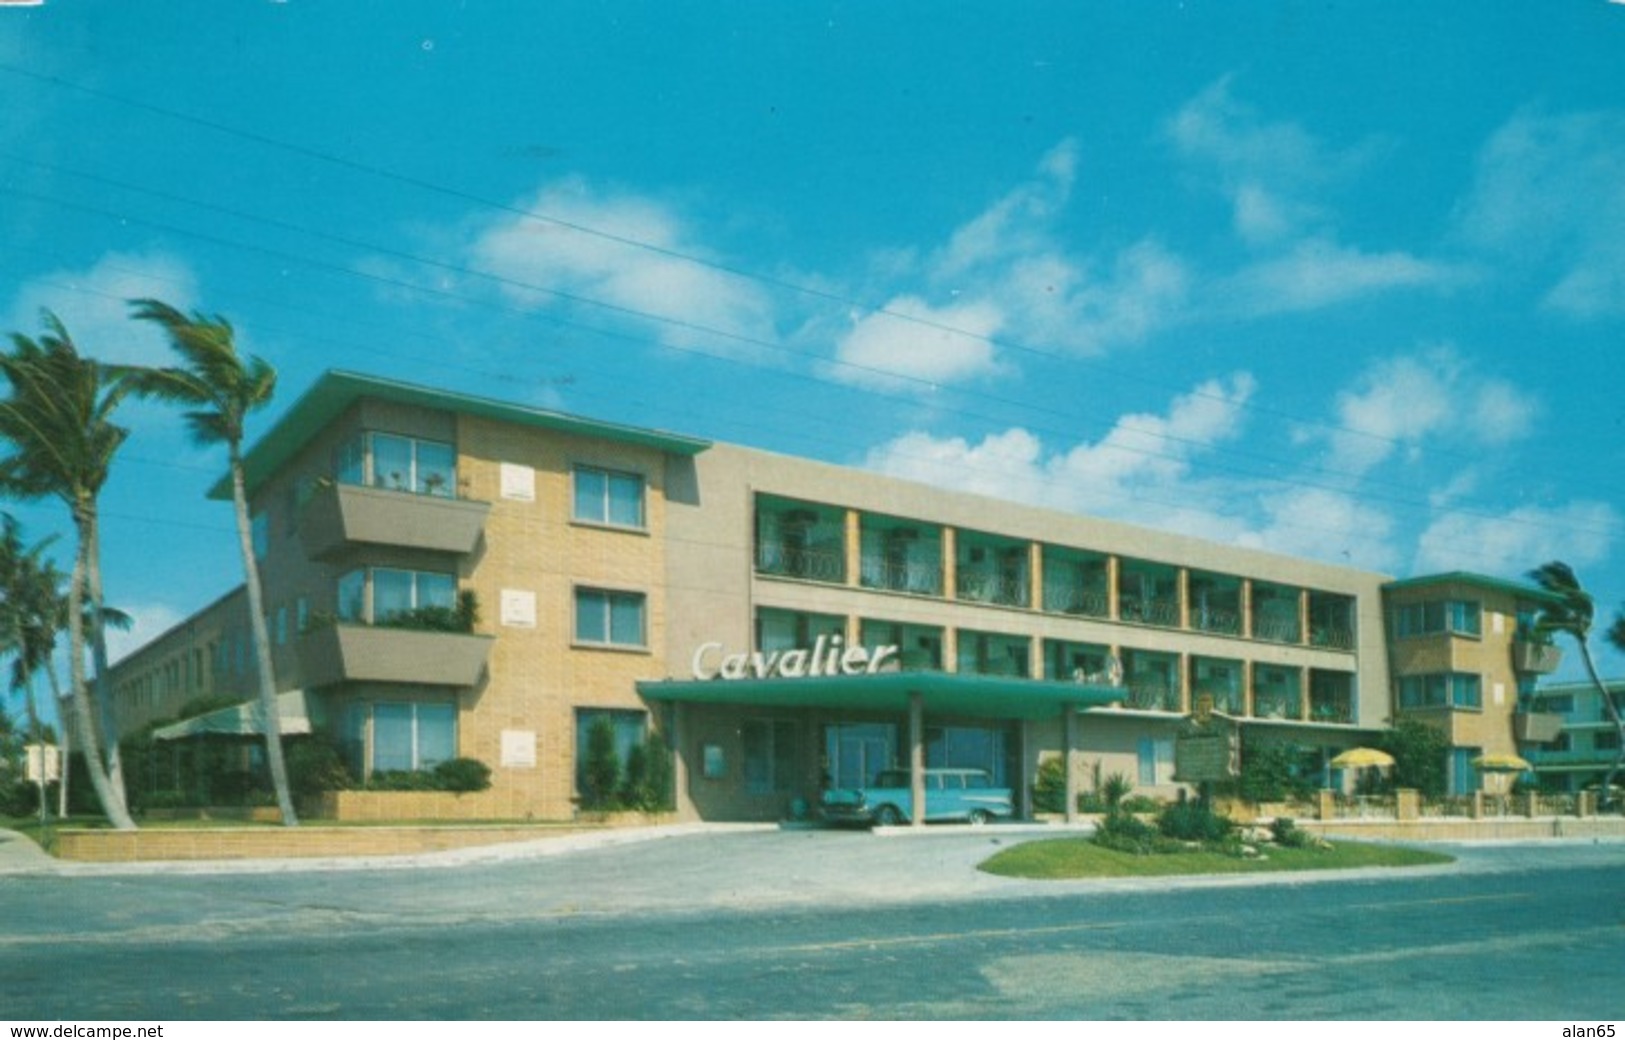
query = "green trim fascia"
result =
(1382, 571, 1562, 605)
(214, 370, 712, 499)
(638, 670, 1125, 721)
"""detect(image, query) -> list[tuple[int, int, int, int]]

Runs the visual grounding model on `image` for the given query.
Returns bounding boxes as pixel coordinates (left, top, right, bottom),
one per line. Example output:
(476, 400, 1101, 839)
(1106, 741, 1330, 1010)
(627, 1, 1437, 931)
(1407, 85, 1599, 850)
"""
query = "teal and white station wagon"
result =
(820, 767, 1015, 826)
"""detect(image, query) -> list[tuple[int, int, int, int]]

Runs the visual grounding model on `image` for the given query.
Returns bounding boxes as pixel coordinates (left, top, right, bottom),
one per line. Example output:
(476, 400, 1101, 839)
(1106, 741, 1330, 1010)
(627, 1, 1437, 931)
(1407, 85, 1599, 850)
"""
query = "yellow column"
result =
(943, 527, 958, 601)
(1029, 541, 1043, 612)
(1106, 555, 1121, 620)
(844, 509, 860, 587)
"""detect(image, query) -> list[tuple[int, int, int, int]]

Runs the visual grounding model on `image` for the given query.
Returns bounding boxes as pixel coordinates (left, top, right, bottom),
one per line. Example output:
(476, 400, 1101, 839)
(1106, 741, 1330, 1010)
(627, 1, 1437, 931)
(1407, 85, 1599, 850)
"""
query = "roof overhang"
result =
(152, 690, 315, 741)
(638, 671, 1124, 721)
(217, 370, 713, 499)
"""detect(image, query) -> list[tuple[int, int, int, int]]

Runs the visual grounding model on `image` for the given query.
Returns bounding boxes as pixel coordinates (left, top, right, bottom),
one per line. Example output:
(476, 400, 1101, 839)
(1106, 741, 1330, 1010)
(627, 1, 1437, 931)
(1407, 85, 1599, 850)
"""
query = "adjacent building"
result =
(105, 370, 1581, 821)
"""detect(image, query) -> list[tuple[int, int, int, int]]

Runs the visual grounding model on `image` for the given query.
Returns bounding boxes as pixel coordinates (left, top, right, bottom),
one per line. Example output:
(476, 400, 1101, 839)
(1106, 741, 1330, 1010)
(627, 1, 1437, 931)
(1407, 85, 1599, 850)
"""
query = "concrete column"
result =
(1241, 578, 1254, 639)
(942, 528, 958, 601)
(1106, 555, 1120, 620)
(1019, 720, 1034, 820)
(1243, 660, 1256, 719)
(909, 692, 925, 828)
(844, 509, 860, 587)
(1064, 704, 1080, 824)
(1298, 587, 1310, 646)
(1396, 788, 1420, 822)
(1177, 567, 1191, 630)
(1299, 666, 1311, 722)
(1029, 541, 1044, 612)
(1470, 791, 1485, 819)
(1525, 790, 1539, 818)
(1317, 788, 1335, 821)
(1579, 790, 1595, 817)
(672, 702, 693, 821)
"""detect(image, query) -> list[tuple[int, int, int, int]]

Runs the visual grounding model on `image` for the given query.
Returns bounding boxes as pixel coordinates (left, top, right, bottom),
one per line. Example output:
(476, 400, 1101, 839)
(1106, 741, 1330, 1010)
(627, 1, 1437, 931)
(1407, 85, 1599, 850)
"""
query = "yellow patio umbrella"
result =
(1472, 752, 1532, 772)
(1329, 747, 1395, 769)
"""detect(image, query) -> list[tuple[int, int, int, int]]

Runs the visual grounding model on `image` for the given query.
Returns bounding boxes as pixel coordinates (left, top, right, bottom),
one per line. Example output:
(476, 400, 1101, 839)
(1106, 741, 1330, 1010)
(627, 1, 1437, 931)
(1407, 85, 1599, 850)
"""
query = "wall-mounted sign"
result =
(500, 588, 537, 628)
(499, 462, 536, 502)
(692, 636, 899, 681)
(500, 729, 537, 768)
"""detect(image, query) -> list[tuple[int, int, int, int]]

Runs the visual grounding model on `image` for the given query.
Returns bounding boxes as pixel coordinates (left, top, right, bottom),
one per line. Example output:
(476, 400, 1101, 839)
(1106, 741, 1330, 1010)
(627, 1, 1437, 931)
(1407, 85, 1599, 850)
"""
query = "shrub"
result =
(1157, 799, 1234, 844)
(285, 740, 354, 798)
(1118, 794, 1162, 815)
(1269, 816, 1319, 849)
(0, 778, 43, 817)
(580, 716, 621, 810)
(1101, 772, 1133, 812)
(432, 757, 492, 793)
(1032, 756, 1066, 813)
(1092, 809, 1179, 855)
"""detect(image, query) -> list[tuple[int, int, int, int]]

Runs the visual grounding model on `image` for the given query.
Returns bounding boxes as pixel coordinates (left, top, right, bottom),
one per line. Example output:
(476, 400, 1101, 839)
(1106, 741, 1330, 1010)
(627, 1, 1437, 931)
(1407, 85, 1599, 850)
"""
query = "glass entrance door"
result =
(824, 722, 897, 789)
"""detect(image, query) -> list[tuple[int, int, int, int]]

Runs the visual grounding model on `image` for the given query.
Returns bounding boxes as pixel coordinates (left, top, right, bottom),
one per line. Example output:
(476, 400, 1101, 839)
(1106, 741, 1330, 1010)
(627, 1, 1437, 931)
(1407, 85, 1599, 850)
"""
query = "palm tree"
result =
(1527, 561, 1625, 806)
(0, 312, 138, 829)
(129, 299, 296, 826)
(0, 515, 66, 823)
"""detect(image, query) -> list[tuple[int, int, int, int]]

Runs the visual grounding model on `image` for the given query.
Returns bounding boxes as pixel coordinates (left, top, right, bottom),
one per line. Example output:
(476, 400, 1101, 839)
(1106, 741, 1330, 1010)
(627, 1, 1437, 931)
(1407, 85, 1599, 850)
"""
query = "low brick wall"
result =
(55, 824, 589, 863)
(1299, 816, 1625, 842)
(314, 790, 517, 822)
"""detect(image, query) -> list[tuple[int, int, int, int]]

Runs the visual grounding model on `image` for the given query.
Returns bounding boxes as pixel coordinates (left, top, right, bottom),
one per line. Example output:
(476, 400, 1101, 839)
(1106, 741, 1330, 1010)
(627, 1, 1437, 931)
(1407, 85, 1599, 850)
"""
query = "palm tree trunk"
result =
(21, 673, 48, 824)
(50, 665, 69, 818)
(83, 511, 127, 807)
(66, 513, 134, 830)
(232, 446, 297, 826)
(1576, 640, 1625, 807)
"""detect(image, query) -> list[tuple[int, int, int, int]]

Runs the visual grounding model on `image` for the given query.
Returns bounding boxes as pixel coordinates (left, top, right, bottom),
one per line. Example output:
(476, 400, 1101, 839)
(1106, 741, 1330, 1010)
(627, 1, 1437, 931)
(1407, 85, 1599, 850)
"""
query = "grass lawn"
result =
(980, 837, 1454, 879)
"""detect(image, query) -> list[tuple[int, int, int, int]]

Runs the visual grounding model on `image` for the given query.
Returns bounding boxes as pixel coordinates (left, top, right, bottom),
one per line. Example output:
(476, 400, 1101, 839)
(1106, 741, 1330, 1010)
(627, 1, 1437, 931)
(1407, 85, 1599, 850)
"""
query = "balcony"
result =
(1513, 639, 1564, 675)
(1513, 711, 1566, 743)
(303, 482, 490, 558)
(299, 623, 493, 688)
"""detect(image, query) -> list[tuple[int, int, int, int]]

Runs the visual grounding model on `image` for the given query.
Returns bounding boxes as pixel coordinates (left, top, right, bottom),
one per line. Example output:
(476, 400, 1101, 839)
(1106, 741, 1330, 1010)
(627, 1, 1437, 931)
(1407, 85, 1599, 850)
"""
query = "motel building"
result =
(107, 371, 1573, 823)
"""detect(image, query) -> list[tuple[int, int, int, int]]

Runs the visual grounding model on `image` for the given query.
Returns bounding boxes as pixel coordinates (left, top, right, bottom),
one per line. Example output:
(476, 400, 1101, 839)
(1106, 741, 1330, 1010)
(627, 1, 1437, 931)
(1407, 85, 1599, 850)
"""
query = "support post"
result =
(909, 691, 925, 828)
(1064, 703, 1080, 824)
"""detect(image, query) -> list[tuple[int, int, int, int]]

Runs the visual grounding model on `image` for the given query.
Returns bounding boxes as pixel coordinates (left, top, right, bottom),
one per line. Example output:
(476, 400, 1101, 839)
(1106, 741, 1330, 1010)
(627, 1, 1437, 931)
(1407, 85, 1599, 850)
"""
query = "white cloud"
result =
(1226, 237, 1463, 315)
(1455, 109, 1625, 318)
(832, 296, 1004, 390)
(862, 374, 1257, 524)
(1235, 488, 1400, 572)
(105, 602, 186, 666)
(5, 251, 200, 366)
(466, 178, 778, 354)
(832, 142, 1189, 391)
(1318, 347, 1537, 475)
(1413, 501, 1619, 576)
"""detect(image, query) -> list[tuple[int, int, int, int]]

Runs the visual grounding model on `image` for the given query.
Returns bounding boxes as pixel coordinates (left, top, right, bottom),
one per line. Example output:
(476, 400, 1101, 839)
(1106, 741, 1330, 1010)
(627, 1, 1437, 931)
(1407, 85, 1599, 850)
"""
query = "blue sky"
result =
(2, 1, 1623, 690)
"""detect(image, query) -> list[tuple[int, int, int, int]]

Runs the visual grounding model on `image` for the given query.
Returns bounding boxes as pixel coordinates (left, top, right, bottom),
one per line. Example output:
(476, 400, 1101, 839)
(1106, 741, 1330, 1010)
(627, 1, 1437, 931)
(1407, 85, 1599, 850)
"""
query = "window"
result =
(365, 701, 457, 774)
(742, 719, 799, 794)
(575, 588, 646, 647)
(337, 568, 457, 625)
(573, 466, 646, 528)
(574, 708, 647, 793)
(251, 511, 268, 561)
(274, 606, 288, 646)
(1399, 672, 1482, 710)
(1394, 599, 1482, 638)
(1137, 737, 1173, 786)
(336, 431, 456, 497)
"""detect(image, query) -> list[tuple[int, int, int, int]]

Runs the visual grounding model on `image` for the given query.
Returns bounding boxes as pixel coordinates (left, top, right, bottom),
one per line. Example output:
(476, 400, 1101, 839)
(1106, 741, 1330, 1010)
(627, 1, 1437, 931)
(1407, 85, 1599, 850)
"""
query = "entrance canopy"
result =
(637, 671, 1123, 721)
(152, 690, 315, 742)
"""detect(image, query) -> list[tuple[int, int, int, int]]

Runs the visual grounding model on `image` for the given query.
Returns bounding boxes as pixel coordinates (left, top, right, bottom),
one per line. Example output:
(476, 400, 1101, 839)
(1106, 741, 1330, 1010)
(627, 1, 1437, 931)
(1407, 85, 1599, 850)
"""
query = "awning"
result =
(152, 690, 314, 741)
(637, 671, 1124, 721)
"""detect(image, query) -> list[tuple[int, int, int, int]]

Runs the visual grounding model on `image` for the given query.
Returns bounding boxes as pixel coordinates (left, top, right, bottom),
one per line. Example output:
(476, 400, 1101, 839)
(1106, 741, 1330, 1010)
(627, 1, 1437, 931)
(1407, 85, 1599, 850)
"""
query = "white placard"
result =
(499, 461, 535, 502)
(500, 729, 537, 768)
(500, 588, 537, 628)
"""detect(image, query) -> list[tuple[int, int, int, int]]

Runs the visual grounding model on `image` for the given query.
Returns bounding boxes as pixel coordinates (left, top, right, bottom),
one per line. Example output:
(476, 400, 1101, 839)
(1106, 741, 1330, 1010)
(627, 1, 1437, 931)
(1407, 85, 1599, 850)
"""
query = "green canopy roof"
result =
(152, 690, 314, 741)
(638, 671, 1124, 721)
(217, 370, 712, 499)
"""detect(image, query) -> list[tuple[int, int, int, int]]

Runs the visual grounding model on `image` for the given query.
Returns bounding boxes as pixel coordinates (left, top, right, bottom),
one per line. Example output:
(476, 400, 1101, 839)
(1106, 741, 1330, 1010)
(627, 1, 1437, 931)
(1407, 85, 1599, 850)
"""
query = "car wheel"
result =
(967, 809, 992, 826)
(873, 804, 903, 827)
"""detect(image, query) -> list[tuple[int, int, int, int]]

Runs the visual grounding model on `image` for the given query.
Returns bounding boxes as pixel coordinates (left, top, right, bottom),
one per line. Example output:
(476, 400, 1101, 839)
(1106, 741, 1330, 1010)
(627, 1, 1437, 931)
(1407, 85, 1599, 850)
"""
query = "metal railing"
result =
(955, 571, 1030, 608)
(857, 556, 943, 596)
(756, 543, 846, 584)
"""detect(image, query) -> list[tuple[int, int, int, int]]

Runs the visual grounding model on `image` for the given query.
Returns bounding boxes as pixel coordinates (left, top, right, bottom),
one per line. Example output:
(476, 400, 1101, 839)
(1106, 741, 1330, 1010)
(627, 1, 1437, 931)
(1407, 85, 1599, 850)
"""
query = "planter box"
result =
(1513, 711, 1566, 743)
(1513, 640, 1563, 675)
(300, 624, 493, 687)
(303, 482, 490, 558)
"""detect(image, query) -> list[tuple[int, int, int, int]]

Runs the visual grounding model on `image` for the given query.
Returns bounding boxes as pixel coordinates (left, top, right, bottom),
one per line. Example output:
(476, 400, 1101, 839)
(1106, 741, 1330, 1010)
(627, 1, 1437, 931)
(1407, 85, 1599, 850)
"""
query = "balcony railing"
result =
(1310, 625, 1357, 651)
(1253, 616, 1302, 644)
(756, 543, 846, 584)
(1513, 640, 1564, 674)
(1252, 695, 1302, 720)
(1042, 587, 1109, 617)
(1309, 699, 1355, 724)
(857, 556, 943, 596)
(1124, 682, 1181, 712)
(1193, 686, 1244, 715)
(1119, 596, 1180, 627)
(1192, 607, 1242, 636)
(955, 571, 1029, 608)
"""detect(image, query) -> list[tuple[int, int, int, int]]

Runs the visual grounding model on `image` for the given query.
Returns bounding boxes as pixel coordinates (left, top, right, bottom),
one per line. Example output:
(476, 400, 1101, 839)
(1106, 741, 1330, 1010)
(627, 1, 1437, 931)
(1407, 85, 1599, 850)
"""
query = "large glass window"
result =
(756, 607, 844, 653)
(365, 701, 457, 774)
(755, 496, 846, 583)
(858, 514, 943, 595)
(335, 431, 456, 497)
(742, 719, 799, 795)
(574, 708, 647, 794)
(573, 466, 646, 528)
(336, 568, 456, 625)
(1123, 649, 1180, 711)
(956, 630, 1030, 677)
(575, 588, 647, 647)
(955, 530, 1030, 608)
(1393, 599, 1482, 638)
(861, 619, 942, 671)
(1041, 546, 1109, 617)
(1118, 559, 1180, 628)
(1191, 656, 1244, 714)
(1399, 672, 1482, 710)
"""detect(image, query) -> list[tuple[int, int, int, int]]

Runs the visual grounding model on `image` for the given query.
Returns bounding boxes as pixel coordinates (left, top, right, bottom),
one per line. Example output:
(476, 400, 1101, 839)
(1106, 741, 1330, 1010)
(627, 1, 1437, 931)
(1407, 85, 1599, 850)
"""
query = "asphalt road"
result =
(1, 829, 1621, 1019)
